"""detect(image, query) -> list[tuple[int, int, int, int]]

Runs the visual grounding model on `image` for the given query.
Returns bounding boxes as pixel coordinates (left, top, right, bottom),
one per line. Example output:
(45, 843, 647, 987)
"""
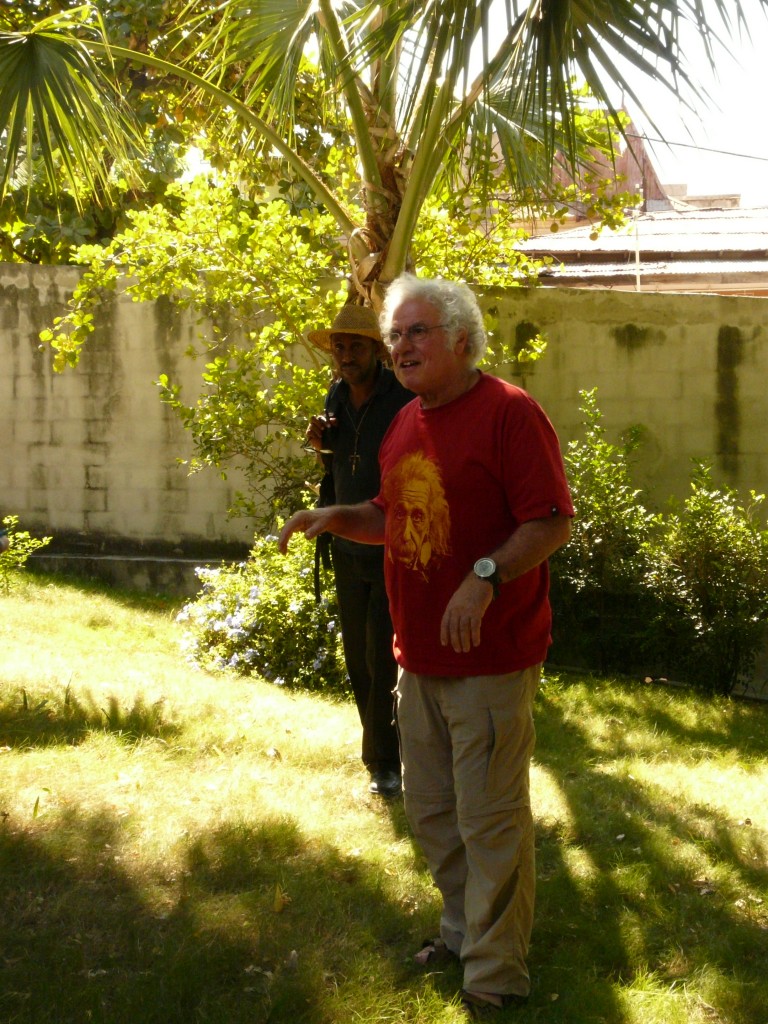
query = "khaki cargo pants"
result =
(396, 664, 540, 997)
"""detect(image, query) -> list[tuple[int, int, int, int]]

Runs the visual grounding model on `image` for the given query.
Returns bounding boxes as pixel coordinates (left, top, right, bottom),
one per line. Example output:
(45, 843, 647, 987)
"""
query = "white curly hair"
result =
(379, 274, 487, 368)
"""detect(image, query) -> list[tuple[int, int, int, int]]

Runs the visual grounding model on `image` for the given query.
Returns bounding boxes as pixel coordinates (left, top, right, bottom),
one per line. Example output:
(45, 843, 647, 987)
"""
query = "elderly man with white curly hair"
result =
(280, 274, 573, 1015)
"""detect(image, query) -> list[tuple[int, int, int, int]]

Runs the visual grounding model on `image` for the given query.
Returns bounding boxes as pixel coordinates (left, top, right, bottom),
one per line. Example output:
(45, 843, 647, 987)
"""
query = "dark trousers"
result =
(332, 541, 400, 775)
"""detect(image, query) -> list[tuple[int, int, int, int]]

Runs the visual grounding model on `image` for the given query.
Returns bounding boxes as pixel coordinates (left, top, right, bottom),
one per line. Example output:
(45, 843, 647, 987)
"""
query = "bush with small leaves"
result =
(177, 528, 347, 694)
(0, 515, 52, 594)
(549, 389, 660, 671)
(644, 464, 768, 695)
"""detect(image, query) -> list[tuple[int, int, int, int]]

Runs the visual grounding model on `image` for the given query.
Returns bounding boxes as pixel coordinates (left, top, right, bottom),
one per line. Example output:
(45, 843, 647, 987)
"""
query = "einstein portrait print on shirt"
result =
(381, 451, 451, 580)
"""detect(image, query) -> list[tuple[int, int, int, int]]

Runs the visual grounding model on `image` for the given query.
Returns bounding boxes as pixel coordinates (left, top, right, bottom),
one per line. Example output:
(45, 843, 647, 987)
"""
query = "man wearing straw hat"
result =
(306, 304, 413, 798)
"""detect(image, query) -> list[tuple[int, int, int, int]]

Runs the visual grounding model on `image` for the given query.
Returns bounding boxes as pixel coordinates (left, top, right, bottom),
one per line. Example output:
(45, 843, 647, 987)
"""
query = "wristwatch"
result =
(473, 557, 501, 599)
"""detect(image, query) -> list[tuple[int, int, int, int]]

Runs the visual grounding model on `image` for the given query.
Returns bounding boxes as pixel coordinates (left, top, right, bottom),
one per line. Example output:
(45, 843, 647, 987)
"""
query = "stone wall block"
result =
(85, 465, 108, 490)
(49, 420, 86, 447)
(83, 489, 108, 513)
(14, 420, 48, 445)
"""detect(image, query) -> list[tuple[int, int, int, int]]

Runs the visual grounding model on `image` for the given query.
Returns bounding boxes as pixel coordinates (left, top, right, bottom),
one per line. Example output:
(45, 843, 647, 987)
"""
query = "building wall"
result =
(1, 265, 253, 552)
(2, 264, 768, 554)
(490, 285, 768, 510)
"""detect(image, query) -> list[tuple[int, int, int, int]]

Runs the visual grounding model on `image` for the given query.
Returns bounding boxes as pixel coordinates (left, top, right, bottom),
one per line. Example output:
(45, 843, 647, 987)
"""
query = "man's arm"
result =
(440, 514, 572, 653)
(277, 501, 385, 554)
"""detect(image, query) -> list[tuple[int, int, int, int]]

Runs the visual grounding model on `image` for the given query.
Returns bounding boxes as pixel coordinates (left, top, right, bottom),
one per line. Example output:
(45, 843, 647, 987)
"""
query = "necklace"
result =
(342, 400, 373, 475)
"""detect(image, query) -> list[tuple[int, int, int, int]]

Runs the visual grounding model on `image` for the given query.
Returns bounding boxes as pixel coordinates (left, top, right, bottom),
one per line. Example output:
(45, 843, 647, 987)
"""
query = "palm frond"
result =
(356, 0, 760, 187)
(486, 0, 757, 168)
(174, 1, 351, 138)
(0, 15, 146, 205)
(0, 9, 361, 236)
(171, 0, 386, 203)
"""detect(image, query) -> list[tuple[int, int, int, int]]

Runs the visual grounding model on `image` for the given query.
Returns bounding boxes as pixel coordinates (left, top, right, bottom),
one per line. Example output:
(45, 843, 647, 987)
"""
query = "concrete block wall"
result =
(2, 264, 768, 555)
(1, 265, 252, 552)
(489, 286, 768, 510)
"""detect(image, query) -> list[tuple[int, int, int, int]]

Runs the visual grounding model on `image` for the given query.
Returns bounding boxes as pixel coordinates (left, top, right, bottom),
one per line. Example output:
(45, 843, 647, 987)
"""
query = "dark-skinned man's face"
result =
(330, 333, 379, 388)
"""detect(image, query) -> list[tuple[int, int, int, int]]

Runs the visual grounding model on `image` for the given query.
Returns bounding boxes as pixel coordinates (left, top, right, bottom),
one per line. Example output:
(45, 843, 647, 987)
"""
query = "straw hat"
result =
(307, 304, 384, 353)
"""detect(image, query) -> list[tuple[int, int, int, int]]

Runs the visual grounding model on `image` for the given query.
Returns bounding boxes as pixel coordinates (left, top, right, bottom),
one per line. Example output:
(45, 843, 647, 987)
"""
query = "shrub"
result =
(549, 389, 660, 671)
(0, 515, 52, 594)
(177, 529, 347, 694)
(644, 464, 768, 695)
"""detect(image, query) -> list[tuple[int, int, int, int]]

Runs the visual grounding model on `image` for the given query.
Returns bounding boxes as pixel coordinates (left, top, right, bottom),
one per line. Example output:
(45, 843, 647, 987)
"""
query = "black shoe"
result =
(368, 770, 402, 798)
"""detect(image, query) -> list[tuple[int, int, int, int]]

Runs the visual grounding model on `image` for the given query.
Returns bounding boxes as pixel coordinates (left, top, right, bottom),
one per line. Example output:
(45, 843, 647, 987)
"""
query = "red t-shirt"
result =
(373, 373, 573, 676)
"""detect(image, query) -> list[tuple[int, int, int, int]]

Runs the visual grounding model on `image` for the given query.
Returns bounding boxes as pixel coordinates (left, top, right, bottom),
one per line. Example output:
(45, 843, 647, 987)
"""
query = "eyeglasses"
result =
(384, 322, 448, 347)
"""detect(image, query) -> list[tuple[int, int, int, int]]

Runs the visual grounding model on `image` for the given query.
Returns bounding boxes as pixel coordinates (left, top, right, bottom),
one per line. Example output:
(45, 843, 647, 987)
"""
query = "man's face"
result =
(391, 479, 432, 569)
(387, 298, 465, 405)
(330, 333, 379, 388)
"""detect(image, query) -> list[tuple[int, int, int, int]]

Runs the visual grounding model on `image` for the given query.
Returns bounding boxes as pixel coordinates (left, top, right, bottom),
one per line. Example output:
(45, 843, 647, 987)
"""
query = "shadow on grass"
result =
(531, 674, 768, 1022)
(2, 671, 766, 1023)
(0, 685, 179, 747)
(0, 805, 450, 1024)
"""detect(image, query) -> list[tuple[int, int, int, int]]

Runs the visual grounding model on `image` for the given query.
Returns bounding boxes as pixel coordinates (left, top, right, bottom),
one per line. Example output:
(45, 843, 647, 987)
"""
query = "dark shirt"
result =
(322, 364, 412, 554)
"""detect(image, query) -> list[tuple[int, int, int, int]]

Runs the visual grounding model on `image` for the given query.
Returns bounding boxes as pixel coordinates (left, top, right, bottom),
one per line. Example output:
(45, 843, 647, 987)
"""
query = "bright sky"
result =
(612, 0, 768, 207)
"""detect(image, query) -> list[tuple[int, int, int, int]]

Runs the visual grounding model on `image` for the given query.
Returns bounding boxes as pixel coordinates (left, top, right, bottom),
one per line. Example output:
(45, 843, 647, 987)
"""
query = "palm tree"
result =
(0, 0, 759, 305)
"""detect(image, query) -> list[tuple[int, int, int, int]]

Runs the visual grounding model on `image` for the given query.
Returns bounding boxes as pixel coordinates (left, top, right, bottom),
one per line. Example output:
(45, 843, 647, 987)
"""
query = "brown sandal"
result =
(414, 938, 459, 966)
(460, 989, 528, 1017)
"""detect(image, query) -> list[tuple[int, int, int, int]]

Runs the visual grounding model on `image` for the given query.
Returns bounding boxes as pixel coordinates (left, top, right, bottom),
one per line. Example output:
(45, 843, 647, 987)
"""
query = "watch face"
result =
(475, 557, 496, 577)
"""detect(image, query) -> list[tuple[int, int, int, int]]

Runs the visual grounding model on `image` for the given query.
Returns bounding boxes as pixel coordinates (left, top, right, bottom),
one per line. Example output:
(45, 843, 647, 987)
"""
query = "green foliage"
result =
(411, 193, 544, 286)
(1, 3, 368, 264)
(0, 515, 52, 593)
(176, 529, 346, 694)
(553, 389, 660, 595)
(550, 393, 768, 696)
(40, 173, 350, 524)
(549, 390, 660, 673)
(41, 173, 345, 363)
(645, 465, 768, 695)
(0, 0, 259, 263)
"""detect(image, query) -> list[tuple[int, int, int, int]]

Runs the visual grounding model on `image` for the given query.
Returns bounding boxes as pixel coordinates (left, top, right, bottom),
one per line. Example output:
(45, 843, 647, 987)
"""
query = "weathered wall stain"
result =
(515, 320, 540, 353)
(715, 325, 743, 478)
(611, 322, 666, 351)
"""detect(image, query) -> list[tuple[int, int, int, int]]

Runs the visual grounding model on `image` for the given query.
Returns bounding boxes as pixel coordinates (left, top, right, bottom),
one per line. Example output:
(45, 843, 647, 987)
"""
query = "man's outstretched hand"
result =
(277, 510, 329, 554)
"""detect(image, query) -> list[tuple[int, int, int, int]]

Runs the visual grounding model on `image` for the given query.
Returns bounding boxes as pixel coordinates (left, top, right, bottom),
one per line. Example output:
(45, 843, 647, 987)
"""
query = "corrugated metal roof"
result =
(520, 207, 768, 257)
(539, 259, 768, 280)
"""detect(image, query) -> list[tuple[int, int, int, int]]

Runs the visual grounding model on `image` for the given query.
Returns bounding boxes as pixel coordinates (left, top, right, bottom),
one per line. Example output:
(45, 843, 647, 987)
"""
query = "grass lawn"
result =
(1, 575, 767, 1024)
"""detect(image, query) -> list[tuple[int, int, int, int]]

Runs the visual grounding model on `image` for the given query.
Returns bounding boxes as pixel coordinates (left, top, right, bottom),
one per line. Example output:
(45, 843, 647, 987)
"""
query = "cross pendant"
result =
(349, 452, 360, 475)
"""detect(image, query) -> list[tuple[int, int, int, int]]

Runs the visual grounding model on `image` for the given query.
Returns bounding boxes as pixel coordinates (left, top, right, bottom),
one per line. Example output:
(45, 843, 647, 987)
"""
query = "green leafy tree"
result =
(0, 0, 348, 262)
(1, 1, 756, 291)
(0, 1, 198, 262)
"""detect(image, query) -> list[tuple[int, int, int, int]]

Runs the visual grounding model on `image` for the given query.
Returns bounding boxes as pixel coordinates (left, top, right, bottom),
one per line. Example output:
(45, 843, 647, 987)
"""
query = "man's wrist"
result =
(473, 557, 500, 599)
